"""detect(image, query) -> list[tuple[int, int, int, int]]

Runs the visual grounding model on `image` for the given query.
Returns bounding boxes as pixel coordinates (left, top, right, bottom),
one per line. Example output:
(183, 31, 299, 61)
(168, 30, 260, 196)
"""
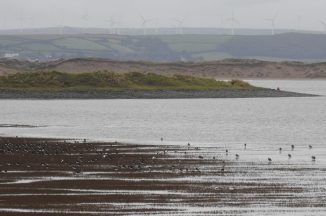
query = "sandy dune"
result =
(1, 58, 326, 79)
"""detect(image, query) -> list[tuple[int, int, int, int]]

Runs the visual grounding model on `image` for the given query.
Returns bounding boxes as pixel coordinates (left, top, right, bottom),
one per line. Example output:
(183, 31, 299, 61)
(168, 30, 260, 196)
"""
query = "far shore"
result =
(0, 88, 318, 99)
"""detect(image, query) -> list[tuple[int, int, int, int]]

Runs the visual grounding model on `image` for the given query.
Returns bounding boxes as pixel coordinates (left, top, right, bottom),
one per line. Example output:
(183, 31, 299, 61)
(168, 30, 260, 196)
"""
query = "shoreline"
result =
(0, 89, 318, 99)
(0, 136, 325, 215)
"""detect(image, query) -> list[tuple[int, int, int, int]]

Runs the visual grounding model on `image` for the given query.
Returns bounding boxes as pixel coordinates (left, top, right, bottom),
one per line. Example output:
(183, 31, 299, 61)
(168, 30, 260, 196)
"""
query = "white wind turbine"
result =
(217, 14, 224, 28)
(26, 15, 33, 30)
(81, 11, 89, 33)
(154, 18, 159, 34)
(59, 15, 65, 35)
(320, 21, 326, 34)
(107, 17, 117, 34)
(174, 18, 185, 34)
(297, 15, 302, 32)
(56, 9, 66, 35)
(265, 13, 278, 35)
(227, 11, 239, 35)
(140, 16, 153, 35)
(2, 16, 6, 31)
(19, 10, 24, 33)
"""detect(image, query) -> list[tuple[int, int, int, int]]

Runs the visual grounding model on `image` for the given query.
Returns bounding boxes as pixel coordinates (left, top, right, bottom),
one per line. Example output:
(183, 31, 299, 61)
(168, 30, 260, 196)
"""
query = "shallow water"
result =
(0, 79, 326, 216)
(0, 81, 325, 162)
(0, 80, 325, 148)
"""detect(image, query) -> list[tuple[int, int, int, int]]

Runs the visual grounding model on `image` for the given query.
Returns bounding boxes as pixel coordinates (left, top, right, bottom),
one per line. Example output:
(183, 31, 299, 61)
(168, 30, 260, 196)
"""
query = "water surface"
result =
(1, 80, 326, 215)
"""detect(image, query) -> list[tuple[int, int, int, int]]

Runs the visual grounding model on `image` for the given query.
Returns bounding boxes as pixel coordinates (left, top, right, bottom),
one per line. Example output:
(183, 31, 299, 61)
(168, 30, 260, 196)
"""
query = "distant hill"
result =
(1, 58, 326, 79)
(1, 33, 326, 62)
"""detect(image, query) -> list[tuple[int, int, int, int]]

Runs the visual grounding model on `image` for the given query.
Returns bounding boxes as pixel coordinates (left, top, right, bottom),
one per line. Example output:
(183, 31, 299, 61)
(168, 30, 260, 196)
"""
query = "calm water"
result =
(0, 80, 325, 162)
(1, 80, 326, 215)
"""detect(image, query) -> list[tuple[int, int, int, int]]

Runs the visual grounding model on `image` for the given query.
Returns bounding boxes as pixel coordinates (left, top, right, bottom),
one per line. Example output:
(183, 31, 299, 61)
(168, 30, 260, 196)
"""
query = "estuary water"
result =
(1, 80, 326, 216)
(0, 80, 325, 163)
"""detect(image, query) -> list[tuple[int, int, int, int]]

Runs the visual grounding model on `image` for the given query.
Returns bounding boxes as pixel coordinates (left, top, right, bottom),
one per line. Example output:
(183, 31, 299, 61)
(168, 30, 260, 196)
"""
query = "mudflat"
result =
(0, 137, 325, 215)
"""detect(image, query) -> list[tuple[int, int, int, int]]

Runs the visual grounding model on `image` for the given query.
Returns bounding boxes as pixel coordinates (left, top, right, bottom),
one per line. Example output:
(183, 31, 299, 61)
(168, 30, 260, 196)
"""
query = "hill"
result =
(1, 33, 326, 62)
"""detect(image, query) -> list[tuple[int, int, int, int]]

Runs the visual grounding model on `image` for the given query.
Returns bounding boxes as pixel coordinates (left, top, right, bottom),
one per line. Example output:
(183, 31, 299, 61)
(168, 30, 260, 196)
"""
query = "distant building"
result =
(3, 53, 19, 58)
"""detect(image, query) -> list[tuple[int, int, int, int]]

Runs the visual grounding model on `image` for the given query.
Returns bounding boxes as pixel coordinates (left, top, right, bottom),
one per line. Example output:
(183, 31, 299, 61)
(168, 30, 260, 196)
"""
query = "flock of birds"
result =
(0, 138, 212, 175)
(223, 143, 315, 163)
(162, 138, 317, 164)
(0, 137, 317, 175)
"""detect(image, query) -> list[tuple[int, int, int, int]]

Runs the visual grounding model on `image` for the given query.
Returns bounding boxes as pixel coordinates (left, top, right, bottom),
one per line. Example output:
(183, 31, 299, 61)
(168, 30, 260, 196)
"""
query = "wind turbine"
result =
(2, 16, 6, 32)
(56, 9, 66, 35)
(81, 11, 89, 34)
(217, 14, 224, 27)
(59, 14, 65, 35)
(26, 15, 33, 30)
(265, 13, 278, 35)
(19, 10, 24, 33)
(154, 18, 159, 34)
(320, 21, 326, 34)
(140, 16, 152, 35)
(107, 17, 117, 34)
(297, 15, 302, 32)
(227, 11, 238, 35)
(174, 18, 185, 34)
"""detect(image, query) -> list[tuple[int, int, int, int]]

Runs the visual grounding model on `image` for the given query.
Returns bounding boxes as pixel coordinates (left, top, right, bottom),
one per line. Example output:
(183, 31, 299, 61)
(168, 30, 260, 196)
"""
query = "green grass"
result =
(0, 71, 254, 91)
(159, 35, 233, 53)
(52, 38, 108, 50)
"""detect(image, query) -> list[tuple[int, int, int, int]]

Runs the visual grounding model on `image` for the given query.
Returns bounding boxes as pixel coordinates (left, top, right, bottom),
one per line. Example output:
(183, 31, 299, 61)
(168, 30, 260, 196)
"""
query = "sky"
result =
(1, 0, 326, 32)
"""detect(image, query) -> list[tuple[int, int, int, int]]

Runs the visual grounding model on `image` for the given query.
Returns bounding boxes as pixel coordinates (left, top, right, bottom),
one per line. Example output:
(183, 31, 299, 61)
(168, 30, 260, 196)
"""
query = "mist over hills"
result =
(0, 29, 326, 63)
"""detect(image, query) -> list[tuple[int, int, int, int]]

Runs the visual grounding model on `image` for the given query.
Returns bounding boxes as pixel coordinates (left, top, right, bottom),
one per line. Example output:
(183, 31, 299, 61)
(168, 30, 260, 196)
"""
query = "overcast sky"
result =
(1, 0, 326, 32)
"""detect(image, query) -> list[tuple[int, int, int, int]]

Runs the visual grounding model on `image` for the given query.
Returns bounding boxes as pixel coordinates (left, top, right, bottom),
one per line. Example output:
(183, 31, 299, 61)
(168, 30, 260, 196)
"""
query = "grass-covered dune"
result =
(0, 71, 253, 91)
(0, 71, 315, 99)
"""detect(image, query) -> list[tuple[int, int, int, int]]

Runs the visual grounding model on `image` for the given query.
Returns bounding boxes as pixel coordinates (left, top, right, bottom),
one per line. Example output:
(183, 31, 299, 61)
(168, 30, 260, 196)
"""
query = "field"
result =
(1, 33, 326, 62)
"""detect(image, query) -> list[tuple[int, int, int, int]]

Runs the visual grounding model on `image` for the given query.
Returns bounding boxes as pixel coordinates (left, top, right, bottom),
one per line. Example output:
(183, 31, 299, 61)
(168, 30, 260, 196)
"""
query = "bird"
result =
(268, 158, 272, 164)
(291, 145, 295, 151)
(309, 145, 313, 150)
(221, 166, 225, 173)
(235, 154, 239, 160)
(312, 156, 316, 161)
(288, 154, 292, 159)
(244, 143, 247, 149)
(160, 137, 163, 141)
(226, 149, 229, 155)
(279, 147, 282, 153)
